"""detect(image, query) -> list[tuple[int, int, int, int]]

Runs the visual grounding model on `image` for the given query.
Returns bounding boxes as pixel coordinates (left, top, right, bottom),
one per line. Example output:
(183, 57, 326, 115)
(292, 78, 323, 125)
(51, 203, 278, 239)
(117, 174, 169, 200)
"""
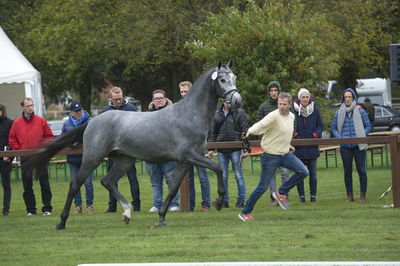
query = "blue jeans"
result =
(242, 152, 308, 214)
(218, 151, 246, 203)
(69, 164, 94, 206)
(107, 160, 140, 211)
(340, 147, 368, 193)
(268, 167, 289, 194)
(189, 165, 211, 210)
(296, 159, 318, 198)
(146, 161, 179, 209)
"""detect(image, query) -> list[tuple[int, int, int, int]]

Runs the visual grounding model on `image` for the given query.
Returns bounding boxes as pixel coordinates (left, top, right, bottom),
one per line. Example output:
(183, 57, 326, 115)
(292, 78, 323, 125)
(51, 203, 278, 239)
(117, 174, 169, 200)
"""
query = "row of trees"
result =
(1, 0, 399, 122)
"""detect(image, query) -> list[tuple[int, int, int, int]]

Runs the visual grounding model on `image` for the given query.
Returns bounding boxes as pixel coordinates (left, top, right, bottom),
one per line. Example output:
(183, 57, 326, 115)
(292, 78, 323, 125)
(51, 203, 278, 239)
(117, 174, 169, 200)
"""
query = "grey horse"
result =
(26, 62, 242, 230)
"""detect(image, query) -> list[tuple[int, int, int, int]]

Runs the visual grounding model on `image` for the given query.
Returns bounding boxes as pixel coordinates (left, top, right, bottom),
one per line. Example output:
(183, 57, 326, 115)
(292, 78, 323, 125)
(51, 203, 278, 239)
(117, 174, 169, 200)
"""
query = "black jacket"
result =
(209, 105, 249, 152)
(0, 116, 13, 151)
(101, 98, 138, 113)
(0, 116, 13, 161)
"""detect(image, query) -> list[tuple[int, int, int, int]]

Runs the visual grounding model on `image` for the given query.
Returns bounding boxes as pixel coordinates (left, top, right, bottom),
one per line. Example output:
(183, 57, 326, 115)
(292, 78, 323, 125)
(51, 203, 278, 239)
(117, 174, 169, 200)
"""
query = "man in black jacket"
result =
(255, 81, 290, 206)
(0, 104, 13, 216)
(207, 101, 249, 208)
(102, 86, 141, 212)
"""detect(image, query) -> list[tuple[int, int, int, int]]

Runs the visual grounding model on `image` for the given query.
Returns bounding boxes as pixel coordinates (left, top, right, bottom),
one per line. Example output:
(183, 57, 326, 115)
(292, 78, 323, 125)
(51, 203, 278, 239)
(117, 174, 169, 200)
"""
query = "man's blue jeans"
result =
(189, 165, 211, 210)
(296, 159, 318, 198)
(242, 152, 308, 214)
(146, 161, 179, 209)
(218, 150, 246, 203)
(69, 164, 94, 206)
(268, 167, 290, 194)
(340, 147, 367, 193)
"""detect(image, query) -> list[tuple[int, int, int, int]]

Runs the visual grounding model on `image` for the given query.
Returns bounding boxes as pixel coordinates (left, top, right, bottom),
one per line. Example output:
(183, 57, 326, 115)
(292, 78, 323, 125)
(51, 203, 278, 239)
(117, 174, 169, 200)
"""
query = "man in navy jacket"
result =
(102, 87, 140, 212)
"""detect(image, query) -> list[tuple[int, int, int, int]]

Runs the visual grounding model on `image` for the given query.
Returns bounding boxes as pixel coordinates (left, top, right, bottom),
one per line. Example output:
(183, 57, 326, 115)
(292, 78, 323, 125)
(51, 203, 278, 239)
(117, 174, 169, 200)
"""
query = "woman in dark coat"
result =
(293, 89, 324, 202)
(0, 104, 13, 216)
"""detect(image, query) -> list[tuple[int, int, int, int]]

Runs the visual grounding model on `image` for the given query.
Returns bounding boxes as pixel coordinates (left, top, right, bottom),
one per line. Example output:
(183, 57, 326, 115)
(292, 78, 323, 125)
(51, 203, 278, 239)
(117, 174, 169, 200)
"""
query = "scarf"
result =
(293, 101, 314, 118)
(337, 101, 367, 150)
(69, 111, 90, 127)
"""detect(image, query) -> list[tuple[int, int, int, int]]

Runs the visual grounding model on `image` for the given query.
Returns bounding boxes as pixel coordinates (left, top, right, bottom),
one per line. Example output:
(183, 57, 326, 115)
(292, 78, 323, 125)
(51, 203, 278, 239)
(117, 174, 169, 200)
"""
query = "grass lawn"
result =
(0, 155, 399, 265)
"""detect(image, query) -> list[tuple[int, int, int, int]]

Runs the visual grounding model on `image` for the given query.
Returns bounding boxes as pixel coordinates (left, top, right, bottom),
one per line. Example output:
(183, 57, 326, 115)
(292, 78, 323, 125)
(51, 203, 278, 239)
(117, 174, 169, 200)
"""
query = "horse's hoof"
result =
(213, 200, 222, 211)
(123, 215, 130, 224)
(56, 224, 65, 230)
(157, 221, 167, 227)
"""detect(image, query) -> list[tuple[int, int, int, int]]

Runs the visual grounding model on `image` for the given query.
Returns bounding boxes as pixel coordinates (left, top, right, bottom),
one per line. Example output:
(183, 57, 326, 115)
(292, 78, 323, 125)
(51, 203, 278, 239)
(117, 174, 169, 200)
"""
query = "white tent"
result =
(0, 27, 44, 120)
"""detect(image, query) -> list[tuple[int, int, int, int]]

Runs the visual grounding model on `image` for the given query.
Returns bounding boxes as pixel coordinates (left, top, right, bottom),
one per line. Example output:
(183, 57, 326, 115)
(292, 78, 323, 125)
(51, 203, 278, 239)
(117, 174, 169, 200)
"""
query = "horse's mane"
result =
(182, 64, 229, 100)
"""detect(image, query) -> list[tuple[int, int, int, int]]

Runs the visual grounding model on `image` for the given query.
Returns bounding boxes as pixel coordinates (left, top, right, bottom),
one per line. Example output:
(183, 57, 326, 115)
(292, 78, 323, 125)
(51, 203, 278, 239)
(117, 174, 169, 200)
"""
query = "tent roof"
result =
(0, 27, 38, 84)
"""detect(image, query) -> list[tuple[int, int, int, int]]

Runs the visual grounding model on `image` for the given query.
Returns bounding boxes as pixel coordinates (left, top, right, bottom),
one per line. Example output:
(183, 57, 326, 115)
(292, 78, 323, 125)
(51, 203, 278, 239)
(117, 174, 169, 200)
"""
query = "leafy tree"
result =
(13, 0, 129, 111)
(12, 0, 236, 110)
(107, 0, 237, 104)
(187, 0, 340, 122)
(302, 0, 394, 89)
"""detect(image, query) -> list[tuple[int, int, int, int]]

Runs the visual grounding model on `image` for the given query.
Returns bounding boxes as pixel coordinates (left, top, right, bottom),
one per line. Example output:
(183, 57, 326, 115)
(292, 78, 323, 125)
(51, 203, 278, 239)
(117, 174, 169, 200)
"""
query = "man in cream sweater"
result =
(238, 92, 309, 221)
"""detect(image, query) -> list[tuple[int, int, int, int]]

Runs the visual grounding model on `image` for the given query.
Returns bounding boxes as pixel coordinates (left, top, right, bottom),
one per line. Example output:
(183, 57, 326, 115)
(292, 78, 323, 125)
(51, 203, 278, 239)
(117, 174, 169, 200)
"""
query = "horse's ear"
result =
(227, 60, 233, 68)
(218, 61, 222, 69)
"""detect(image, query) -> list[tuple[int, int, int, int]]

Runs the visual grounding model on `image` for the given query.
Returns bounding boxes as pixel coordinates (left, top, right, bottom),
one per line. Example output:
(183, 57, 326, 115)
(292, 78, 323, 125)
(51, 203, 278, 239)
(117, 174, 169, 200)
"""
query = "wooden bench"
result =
(246, 147, 264, 174)
(244, 145, 340, 172)
(48, 159, 68, 181)
(319, 145, 340, 168)
(367, 144, 385, 167)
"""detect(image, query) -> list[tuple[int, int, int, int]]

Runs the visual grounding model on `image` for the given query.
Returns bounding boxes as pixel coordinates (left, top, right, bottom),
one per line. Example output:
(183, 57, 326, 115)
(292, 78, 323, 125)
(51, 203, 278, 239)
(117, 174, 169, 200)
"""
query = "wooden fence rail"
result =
(1, 134, 399, 209)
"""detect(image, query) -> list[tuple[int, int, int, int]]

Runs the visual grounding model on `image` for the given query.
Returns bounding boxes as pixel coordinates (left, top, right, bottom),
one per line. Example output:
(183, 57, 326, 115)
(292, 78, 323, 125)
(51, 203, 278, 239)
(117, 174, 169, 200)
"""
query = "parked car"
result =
(48, 117, 68, 136)
(373, 105, 400, 132)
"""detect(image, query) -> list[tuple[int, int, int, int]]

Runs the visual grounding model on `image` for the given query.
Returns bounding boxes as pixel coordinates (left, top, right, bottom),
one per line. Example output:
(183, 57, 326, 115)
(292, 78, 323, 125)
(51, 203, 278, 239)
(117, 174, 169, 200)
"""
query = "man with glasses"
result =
(9, 97, 54, 216)
(101, 86, 141, 212)
(146, 89, 180, 212)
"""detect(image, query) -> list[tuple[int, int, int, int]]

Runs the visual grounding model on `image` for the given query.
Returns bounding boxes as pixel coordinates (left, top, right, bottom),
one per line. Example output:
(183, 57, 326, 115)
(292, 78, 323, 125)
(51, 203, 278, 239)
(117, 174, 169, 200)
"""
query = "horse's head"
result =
(212, 61, 242, 108)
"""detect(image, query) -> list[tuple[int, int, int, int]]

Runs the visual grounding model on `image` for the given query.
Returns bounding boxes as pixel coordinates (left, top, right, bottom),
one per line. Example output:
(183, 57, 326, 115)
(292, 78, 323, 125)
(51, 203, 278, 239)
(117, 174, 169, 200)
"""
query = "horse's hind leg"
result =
(101, 155, 133, 224)
(57, 160, 100, 230)
(186, 152, 224, 210)
(158, 162, 190, 226)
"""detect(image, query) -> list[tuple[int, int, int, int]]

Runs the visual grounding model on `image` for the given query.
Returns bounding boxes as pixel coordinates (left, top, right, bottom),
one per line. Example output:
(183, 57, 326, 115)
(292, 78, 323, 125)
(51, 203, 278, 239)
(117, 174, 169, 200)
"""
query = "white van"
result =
(356, 78, 392, 106)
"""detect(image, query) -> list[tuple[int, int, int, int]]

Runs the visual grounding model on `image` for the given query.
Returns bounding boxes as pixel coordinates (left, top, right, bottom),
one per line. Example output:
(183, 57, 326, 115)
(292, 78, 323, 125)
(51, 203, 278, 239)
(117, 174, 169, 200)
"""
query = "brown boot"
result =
(359, 192, 366, 203)
(346, 192, 354, 202)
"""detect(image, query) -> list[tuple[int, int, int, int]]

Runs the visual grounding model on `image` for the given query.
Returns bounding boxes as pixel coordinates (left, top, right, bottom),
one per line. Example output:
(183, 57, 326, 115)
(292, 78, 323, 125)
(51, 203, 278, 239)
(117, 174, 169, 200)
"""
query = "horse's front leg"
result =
(57, 187, 75, 230)
(158, 162, 190, 227)
(186, 152, 224, 211)
(57, 166, 95, 230)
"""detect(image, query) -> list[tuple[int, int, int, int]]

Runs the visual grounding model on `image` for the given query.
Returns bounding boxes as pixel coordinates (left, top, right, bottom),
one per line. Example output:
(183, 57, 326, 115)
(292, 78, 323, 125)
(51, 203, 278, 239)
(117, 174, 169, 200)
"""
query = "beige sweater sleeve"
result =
(248, 111, 274, 136)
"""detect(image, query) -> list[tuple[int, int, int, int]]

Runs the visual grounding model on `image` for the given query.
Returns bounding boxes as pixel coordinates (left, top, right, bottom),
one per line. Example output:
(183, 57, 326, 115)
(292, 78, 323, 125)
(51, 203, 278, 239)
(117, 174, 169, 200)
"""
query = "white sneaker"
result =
(149, 206, 159, 213)
(42, 211, 52, 216)
(26, 212, 36, 216)
(169, 206, 179, 212)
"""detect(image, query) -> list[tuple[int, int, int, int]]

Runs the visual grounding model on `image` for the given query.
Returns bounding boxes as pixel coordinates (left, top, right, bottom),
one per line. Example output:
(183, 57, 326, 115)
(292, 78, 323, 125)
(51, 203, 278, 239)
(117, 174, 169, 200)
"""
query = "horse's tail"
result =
(25, 123, 88, 180)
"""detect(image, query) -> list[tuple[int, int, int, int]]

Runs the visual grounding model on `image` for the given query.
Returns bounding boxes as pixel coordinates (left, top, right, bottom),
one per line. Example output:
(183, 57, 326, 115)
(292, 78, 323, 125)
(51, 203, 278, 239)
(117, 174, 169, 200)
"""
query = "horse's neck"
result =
(179, 80, 218, 126)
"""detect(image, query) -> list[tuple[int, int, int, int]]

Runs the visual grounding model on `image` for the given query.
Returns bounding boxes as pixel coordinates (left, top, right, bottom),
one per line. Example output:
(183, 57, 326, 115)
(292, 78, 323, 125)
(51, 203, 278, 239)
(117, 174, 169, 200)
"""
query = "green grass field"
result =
(0, 154, 399, 265)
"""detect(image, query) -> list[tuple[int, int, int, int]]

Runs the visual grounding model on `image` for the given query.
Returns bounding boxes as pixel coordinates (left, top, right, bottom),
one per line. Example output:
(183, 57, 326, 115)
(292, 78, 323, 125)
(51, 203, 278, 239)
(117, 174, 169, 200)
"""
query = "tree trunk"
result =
(78, 75, 92, 115)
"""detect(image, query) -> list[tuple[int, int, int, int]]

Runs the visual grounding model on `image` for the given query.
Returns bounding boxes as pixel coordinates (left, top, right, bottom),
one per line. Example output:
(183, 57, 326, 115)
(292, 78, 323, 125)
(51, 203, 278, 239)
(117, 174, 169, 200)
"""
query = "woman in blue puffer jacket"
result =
(62, 101, 94, 214)
(293, 89, 324, 203)
(331, 88, 371, 203)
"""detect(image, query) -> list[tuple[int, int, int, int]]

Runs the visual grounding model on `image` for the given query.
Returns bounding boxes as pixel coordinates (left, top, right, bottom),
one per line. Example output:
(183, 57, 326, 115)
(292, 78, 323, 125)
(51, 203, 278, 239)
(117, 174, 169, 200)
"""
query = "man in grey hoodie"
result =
(255, 81, 290, 205)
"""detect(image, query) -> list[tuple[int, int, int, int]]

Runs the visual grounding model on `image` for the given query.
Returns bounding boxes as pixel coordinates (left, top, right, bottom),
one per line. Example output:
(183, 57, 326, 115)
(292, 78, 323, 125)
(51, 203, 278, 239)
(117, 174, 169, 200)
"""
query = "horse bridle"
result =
(212, 69, 239, 103)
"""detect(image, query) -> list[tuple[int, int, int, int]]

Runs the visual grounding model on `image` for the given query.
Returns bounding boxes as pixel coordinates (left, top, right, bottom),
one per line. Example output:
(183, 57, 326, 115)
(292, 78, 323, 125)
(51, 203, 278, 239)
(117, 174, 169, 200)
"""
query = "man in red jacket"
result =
(9, 97, 54, 216)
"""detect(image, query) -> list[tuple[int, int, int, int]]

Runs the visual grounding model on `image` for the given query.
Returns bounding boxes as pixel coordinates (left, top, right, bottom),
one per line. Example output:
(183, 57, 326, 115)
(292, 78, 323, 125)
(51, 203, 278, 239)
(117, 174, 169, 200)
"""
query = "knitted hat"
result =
(298, 88, 310, 100)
